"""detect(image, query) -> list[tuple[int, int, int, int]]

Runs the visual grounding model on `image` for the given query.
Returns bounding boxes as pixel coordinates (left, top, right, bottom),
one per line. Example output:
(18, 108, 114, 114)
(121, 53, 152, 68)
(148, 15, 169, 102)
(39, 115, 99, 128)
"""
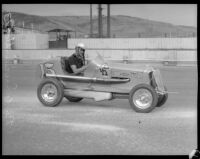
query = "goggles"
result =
(79, 48, 85, 52)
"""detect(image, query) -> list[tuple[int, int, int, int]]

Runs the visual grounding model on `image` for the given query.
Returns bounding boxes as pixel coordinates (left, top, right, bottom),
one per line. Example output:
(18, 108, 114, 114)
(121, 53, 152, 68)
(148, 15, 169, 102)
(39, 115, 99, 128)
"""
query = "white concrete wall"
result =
(2, 35, 12, 49)
(2, 34, 49, 49)
(2, 36, 196, 50)
(68, 38, 197, 49)
(2, 37, 197, 65)
(2, 49, 197, 62)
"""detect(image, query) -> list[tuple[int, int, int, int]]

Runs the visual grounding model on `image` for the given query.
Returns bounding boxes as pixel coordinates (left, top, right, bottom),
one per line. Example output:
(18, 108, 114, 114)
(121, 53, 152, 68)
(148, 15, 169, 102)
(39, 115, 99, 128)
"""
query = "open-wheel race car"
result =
(37, 53, 168, 113)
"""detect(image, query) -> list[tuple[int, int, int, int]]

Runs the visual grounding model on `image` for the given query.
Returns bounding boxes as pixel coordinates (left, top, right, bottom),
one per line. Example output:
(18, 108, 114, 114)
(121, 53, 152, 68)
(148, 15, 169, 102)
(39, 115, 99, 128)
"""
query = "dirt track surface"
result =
(2, 64, 197, 155)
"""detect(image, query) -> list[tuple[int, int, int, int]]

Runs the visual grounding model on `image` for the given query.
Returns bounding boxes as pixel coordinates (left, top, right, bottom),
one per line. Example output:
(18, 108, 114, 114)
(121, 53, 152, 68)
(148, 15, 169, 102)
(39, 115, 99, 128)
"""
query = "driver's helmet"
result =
(75, 43, 85, 52)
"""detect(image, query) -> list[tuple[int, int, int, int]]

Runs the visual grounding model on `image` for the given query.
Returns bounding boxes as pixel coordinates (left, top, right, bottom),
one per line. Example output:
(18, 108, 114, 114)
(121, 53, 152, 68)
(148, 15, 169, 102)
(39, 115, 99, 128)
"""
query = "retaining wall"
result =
(2, 34, 49, 49)
(2, 37, 197, 66)
(68, 38, 197, 49)
(2, 49, 197, 66)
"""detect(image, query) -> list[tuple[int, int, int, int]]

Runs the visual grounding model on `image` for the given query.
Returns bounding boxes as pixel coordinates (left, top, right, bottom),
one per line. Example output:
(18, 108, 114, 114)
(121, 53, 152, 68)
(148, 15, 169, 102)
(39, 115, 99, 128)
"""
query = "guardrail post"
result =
(123, 55, 129, 64)
(13, 55, 19, 64)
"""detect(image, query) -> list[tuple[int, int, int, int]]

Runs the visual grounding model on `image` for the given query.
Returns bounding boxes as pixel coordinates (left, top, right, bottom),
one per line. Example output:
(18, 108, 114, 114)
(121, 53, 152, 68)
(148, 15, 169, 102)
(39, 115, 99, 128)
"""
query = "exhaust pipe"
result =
(64, 89, 112, 101)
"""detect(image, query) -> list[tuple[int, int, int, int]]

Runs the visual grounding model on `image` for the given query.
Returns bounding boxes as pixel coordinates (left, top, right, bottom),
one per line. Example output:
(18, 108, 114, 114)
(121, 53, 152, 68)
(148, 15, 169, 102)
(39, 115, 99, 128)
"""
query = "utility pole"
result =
(31, 23, 33, 32)
(90, 4, 93, 38)
(98, 4, 103, 38)
(107, 4, 110, 38)
(22, 21, 24, 34)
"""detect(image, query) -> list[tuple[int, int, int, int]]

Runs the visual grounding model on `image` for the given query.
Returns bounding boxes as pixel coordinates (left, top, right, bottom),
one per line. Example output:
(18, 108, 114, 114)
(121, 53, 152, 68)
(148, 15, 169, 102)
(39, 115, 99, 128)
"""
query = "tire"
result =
(157, 86, 168, 107)
(65, 96, 83, 102)
(37, 78, 64, 107)
(129, 84, 158, 113)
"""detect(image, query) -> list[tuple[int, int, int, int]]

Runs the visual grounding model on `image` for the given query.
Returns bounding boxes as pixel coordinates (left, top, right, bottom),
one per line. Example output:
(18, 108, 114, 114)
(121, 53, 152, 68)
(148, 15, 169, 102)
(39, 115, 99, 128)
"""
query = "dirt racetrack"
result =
(2, 63, 198, 155)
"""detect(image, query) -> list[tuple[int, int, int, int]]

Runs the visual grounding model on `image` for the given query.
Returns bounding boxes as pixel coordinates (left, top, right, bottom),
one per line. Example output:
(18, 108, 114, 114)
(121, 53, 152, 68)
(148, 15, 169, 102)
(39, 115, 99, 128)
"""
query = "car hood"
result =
(107, 62, 154, 73)
(89, 54, 155, 73)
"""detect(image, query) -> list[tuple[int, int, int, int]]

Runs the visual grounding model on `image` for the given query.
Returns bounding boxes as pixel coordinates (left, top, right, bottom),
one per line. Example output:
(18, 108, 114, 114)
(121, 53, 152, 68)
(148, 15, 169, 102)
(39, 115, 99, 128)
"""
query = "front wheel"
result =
(37, 78, 64, 107)
(129, 84, 158, 113)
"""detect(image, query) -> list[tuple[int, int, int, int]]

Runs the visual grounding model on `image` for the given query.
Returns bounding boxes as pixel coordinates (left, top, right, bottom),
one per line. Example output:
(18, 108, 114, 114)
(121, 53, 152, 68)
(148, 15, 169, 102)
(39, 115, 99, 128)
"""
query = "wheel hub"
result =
(133, 89, 153, 109)
(41, 83, 58, 103)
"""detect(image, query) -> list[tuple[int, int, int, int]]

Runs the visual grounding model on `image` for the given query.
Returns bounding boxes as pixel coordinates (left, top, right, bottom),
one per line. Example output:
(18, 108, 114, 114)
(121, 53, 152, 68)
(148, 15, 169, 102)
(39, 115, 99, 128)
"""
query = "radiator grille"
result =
(153, 69, 165, 92)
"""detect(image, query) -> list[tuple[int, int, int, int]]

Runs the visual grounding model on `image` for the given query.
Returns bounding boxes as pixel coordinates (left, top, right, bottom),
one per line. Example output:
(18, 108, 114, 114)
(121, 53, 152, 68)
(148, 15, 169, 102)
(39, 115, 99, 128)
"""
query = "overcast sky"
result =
(2, 4, 197, 27)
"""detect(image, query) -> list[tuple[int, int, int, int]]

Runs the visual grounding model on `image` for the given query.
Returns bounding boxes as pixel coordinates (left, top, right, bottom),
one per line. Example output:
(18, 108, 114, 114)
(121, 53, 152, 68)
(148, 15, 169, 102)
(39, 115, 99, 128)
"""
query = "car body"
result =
(37, 54, 168, 113)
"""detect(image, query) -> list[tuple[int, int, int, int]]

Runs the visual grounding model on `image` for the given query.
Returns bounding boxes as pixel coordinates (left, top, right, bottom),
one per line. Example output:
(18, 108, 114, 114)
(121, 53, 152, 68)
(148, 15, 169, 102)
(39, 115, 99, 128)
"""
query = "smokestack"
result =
(90, 4, 93, 38)
(107, 4, 110, 38)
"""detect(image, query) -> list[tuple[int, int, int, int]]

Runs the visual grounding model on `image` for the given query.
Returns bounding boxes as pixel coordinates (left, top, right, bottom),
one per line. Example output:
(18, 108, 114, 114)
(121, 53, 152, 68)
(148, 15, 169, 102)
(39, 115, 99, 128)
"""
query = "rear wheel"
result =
(129, 84, 158, 113)
(37, 78, 64, 107)
(65, 96, 83, 102)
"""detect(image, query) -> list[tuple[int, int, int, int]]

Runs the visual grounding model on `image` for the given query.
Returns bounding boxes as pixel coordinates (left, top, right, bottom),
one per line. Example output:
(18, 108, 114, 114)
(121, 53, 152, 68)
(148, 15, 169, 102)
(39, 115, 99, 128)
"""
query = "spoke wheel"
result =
(41, 84, 58, 103)
(133, 89, 153, 109)
(129, 84, 158, 113)
(37, 78, 64, 107)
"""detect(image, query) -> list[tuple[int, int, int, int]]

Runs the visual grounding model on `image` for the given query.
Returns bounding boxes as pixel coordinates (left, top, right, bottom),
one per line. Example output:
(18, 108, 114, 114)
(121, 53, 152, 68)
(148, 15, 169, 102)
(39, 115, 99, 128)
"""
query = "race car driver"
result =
(65, 43, 88, 75)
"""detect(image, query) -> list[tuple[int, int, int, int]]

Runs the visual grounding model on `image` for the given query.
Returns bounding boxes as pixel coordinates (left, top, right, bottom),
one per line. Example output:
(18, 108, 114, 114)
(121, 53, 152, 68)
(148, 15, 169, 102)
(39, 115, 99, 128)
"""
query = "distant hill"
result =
(5, 12, 197, 38)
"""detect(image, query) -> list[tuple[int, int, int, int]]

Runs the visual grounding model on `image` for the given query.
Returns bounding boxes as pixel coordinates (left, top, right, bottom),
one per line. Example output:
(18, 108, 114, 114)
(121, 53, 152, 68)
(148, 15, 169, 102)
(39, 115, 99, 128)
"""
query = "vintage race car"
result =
(37, 53, 168, 113)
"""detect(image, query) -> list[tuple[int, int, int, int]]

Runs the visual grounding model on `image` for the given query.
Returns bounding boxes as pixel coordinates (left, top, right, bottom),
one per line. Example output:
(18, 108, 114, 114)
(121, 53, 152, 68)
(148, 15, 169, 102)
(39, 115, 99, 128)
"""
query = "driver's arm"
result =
(70, 65, 88, 75)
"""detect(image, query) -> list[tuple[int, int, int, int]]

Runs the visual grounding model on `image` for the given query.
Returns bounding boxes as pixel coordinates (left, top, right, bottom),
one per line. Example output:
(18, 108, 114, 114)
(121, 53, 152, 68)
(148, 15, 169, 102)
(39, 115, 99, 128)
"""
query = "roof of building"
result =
(15, 27, 46, 33)
(47, 28, 75, 33)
